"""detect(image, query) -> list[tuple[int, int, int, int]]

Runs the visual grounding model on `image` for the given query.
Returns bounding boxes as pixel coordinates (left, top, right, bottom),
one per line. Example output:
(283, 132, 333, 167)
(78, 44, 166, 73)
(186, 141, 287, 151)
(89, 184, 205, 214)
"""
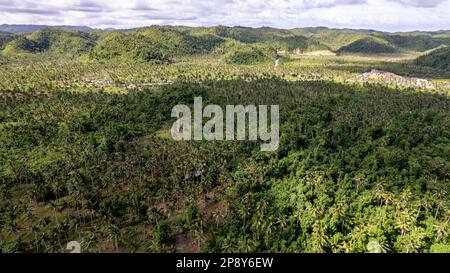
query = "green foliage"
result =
(2, 29, 95, 55)
(338, 36, 397, 54)
(2, 77, 449, 253)
(155, 222, 172, 244)
(210, 26, 266, 44)
(137, 27, 224, 55)
(414, 46, 450, 71)
(0, 33, 15, 50)
(0, 239, 23, 253)
(266, 35, 329, 52)
(222, 42, 277, 64)
(291, 27, 370, 51)
(3, 26, 450, 61)
(0, 30, 449, 253)
(381, 34, 449, 52)
(91, 31, 171, 63)
(2, 36, 39, 55)
(90, 28, 225, 63)
(208, 26, 329, 53)
(430, 244, 450, 253)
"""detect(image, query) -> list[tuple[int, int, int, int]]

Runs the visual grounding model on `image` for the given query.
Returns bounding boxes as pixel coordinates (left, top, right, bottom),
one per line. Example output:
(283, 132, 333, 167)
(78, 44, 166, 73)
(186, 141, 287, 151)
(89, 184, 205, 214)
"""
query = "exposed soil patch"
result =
(303, 50, 336, 56)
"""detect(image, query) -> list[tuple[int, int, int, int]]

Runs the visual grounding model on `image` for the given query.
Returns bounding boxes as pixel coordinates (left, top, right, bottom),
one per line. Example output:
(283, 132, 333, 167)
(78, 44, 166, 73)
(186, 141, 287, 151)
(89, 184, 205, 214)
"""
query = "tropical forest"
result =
(0, 23, 449, 253)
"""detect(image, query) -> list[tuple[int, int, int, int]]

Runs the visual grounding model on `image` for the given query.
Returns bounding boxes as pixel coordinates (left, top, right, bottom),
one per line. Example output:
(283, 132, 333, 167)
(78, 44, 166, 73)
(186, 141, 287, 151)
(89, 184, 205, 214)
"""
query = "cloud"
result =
(0, 0, 14, 5)
(132, 0, 162, 11)
(137, 14, 198, 21)
(303, 0, 368, 9)
(1, 7, 61, 15)
(388, 0, 445, 7)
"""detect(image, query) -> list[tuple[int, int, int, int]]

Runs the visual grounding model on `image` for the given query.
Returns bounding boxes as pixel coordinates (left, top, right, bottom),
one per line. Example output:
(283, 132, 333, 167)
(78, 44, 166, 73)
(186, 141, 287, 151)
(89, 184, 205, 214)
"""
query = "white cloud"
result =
(389, 0, 446, 8)
(0, 0, 449, 31)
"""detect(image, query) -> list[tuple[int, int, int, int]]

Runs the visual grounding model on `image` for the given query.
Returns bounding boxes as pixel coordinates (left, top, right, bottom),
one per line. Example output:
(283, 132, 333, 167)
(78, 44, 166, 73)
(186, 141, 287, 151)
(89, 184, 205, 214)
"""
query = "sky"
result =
(0, 0, 449, 32)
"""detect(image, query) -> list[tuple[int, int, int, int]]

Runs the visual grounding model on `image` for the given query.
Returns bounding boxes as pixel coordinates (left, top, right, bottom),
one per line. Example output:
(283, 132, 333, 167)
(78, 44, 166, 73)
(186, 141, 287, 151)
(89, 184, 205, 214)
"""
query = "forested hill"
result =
(415, 46, 450, 70)
(1, 25, 450, 67)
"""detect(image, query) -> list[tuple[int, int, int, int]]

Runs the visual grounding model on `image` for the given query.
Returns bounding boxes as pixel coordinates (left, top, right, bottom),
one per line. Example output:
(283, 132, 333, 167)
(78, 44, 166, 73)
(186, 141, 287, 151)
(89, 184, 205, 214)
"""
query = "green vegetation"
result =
(3, 26, 450, 61)
(2, 29, 95, 56)
(136, 27, 224, 55)
(0, 26, 449, 253)
(221, 42, 276, 64)
(414, 46, 450, 71)
(338, 37, 397, 54)
(381, 34, 449, 52)
(291, 27, 369, 51)
(90, 32, 170, 64)
(0, 32, 15, 50)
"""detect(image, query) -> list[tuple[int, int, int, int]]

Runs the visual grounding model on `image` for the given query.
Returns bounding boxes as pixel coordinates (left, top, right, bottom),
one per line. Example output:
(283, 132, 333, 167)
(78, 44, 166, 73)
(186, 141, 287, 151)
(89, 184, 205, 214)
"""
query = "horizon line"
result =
(1, 23, 450, 34)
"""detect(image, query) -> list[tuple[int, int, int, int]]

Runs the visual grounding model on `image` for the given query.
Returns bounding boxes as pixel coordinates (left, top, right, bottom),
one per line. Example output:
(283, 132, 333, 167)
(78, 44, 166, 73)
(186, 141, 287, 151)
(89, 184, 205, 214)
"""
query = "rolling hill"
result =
(2, 25, 450, 61)
(378, 33, 450, 52)
(218, 41, 277, 64)
(181, 26, 330, 53)
(2, 29, 96, 55)
(136, 27, 224, 55)
(337, 36, 397, 54)
(291, 27, 372, 51)
(414, 46, 450, 70)
(90, 31, 171, 63)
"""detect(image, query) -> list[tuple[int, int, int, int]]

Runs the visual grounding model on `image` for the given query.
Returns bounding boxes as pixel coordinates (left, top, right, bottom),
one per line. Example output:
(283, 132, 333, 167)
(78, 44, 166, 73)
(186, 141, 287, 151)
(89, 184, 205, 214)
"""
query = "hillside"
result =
(2, 29, 96, 55)
(183, 26, 329, 53)
(90, 31, 171, 63)
(2, 25, 450, 61)
(291, 27, 450, 52)
(338, 36, 397, 54)
(380, 33, 448, 52)
(136, 27, 224, 55)
(90, 28, 225, 63)
(414, 46, 450, 70)
(218, 41, 277, 64)
(291, 27, 372, 51)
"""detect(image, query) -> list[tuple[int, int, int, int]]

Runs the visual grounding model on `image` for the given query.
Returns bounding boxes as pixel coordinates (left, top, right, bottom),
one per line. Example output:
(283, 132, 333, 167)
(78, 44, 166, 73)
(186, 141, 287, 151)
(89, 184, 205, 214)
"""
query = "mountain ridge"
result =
(0, 24, 95, 33)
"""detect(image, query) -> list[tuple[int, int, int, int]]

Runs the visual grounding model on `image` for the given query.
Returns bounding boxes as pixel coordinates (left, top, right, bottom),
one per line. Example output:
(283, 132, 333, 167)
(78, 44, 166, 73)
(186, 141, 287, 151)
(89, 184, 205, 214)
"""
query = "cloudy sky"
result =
(0, 0, 449, 32)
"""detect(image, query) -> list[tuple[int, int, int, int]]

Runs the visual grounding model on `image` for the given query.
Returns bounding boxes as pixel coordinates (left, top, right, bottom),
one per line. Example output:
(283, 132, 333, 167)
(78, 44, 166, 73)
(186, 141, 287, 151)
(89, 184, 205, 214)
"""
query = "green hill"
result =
(199, 26, 276, 43)
(379, 33, 450, 52)
(188, 26, 328, 53)
(291, 27, 373, 51)
(213, 40, 276, 64)
(3, 26, 450, 60)
(136, 27, 224, 55)
(265, 35, 330, 52)
(90, 31, 171, 63)
(91, 28, 224, 63)
(414, 46, 450, 70)
(2, 29, 96, 55)
(338, 36, 397, 54)
(288, 27, 450, 53)
(91, 26, 320, 62)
